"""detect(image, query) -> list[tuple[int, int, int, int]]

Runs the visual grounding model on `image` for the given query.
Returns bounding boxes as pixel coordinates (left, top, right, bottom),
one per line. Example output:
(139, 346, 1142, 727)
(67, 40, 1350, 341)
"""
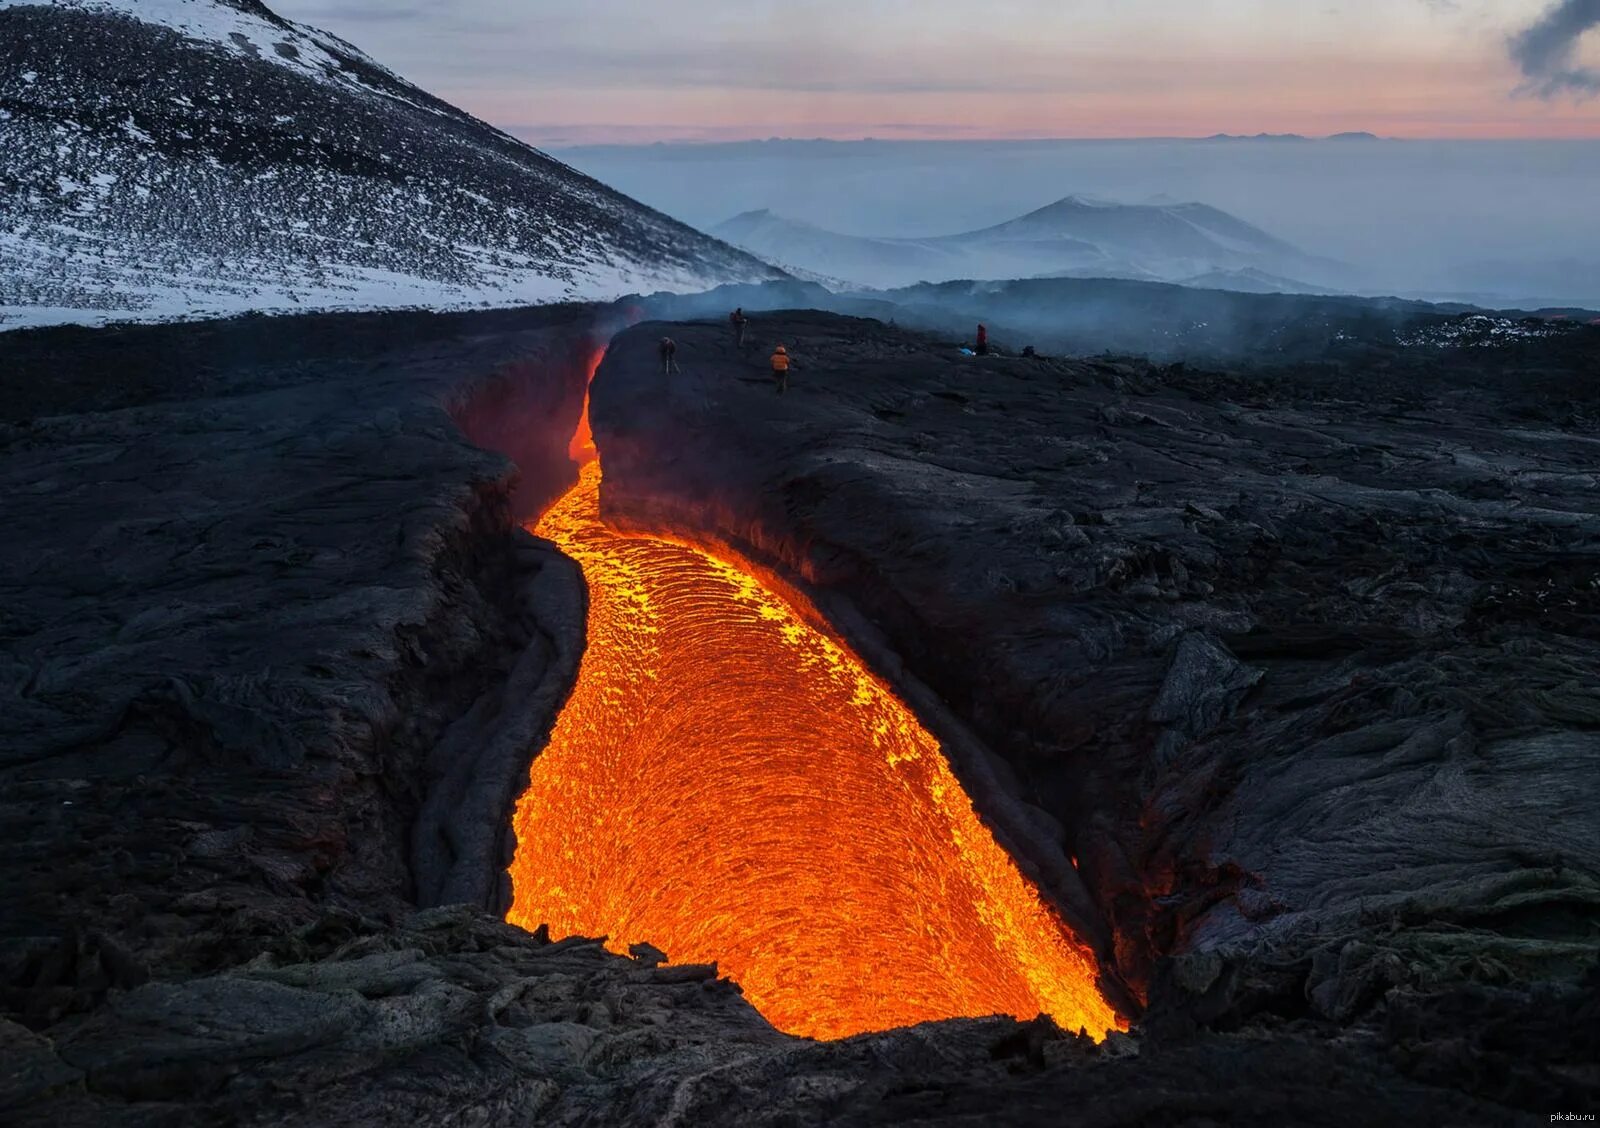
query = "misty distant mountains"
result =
(1204, 131, 1382, 142)
(1171, 267, 1338, 296)
(712, 195, 1350, 293)
(0, 0, 778, 330)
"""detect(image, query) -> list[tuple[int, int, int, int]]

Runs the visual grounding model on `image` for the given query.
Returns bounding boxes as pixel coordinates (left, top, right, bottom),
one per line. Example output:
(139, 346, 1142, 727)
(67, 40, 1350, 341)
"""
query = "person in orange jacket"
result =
(975, 324, 989, 356)
(770, 344, 791, 395)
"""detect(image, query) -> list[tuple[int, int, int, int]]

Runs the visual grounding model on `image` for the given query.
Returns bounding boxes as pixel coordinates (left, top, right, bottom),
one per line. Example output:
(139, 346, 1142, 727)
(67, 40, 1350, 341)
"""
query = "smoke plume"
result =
(1510, 0, 1600, 97)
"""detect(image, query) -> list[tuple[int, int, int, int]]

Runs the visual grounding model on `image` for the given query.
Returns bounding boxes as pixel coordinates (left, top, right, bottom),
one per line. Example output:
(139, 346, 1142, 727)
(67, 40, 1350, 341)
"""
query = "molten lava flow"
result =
(565, 346, 604, 463)
(509, 363, 1119, 1042)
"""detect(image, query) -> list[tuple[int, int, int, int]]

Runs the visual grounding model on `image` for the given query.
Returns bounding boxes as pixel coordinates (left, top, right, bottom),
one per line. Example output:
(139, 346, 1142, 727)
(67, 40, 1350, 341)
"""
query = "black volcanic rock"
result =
(852, 276, 1595, 363)
(590, 311, 1600, 1116)
(14, 899, 1545, 1126)
(0, 307, 601, 998)
(0, 0, 779, 329)
(3, 302, 1594, 1124)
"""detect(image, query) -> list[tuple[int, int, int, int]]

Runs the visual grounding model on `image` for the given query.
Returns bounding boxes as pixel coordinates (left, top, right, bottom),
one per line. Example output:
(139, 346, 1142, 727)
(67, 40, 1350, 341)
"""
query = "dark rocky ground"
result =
(2, 299, 1597, 1125)
(861, 276, 1600, 363)
(643, 275, 1600, 366)
(593, 311, 1600, 1118)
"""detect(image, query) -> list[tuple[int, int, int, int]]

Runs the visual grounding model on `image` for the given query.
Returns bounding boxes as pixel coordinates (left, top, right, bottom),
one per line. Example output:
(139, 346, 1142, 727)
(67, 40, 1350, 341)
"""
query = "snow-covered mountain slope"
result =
(713, 195, 1348, 293)
(0, 0, 781, 329)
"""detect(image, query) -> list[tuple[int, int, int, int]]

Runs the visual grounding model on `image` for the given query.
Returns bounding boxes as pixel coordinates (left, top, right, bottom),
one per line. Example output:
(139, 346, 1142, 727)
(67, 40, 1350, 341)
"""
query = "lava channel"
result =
(508, 356, 1119, 1042)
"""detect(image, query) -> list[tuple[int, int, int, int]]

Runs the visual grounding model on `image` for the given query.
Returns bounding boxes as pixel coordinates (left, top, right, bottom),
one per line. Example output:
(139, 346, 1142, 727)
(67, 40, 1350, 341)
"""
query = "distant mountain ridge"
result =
(0, 0, 780, 329)
(1205, 133, 1312, 142)
(713, 195, 1347, 293)
(1205, 131, 1382, 142)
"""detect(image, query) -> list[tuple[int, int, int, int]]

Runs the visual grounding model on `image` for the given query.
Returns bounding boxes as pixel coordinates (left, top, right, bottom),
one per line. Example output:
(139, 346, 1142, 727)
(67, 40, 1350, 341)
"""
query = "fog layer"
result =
(558, 139, 1600, 307)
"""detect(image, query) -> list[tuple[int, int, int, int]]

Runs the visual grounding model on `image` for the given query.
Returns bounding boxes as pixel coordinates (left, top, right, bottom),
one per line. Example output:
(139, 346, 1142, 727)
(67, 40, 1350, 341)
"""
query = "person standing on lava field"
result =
(659, 336, 680, 376)
(730, 307, 749, 348)
(975, 324, 989, 356)
(770, 344, 791, 394)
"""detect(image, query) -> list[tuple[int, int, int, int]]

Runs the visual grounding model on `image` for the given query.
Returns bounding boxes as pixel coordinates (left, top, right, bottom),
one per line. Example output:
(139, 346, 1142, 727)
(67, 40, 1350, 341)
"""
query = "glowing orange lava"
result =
(508, 362, 1118, 1042)
(565, 347, 603, 464)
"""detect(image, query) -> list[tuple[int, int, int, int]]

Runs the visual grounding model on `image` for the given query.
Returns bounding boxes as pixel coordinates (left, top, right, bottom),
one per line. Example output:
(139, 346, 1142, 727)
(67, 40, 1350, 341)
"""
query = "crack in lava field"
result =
(508, 390, 1117, 1041)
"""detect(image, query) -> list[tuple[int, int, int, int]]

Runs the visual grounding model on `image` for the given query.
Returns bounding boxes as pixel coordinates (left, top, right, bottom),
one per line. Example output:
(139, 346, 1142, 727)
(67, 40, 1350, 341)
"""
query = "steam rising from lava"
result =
(508, 351, 1117, 1041)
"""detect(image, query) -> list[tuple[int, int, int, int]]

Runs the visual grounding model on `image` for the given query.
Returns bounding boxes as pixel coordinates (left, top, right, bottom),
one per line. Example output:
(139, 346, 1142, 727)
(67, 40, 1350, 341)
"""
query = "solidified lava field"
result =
(2, 300, 1597, 1126)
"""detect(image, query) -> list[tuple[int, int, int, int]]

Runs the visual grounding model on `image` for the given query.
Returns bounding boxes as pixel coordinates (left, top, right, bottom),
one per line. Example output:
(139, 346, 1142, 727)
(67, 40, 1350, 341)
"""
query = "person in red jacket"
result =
(975, 324, 989, 356)
(770, 344, 791, 394)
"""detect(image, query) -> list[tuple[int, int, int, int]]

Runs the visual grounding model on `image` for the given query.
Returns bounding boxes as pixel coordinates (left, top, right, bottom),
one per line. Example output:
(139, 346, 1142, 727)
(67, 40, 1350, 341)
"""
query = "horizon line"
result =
(531, 131, 1600, 149)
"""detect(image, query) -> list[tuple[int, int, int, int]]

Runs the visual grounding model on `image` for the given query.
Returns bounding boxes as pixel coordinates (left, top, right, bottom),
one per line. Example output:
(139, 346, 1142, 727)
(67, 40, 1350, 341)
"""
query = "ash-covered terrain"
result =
(0, 0, 779, 330)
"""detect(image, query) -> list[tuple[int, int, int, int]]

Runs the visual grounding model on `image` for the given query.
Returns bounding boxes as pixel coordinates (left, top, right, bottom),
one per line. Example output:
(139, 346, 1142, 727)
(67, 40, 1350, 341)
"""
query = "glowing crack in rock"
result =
(508, 355, 1118, 1041)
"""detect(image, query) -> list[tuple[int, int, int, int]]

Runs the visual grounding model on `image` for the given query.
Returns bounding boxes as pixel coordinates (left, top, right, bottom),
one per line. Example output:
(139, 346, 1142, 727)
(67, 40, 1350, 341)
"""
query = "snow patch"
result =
(1399, 315, 1566, 348)
(118, 114, 153, 143)
(0, 0, 402, 96)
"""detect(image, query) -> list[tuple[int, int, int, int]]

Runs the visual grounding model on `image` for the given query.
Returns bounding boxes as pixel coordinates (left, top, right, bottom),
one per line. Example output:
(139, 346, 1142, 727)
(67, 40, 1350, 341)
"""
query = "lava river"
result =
(508, 367, 1118, 1042)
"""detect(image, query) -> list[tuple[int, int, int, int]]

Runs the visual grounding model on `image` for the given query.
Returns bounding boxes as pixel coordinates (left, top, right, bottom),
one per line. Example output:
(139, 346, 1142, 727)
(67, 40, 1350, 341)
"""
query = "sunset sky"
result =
(272, 0, 1600, 143)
